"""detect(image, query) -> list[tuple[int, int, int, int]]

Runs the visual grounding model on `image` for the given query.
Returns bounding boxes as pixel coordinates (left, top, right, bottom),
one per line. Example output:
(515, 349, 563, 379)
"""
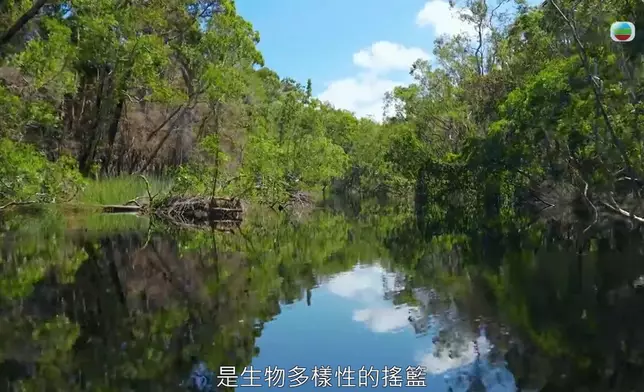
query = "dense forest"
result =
(3, 0, 644, 390)
(2, 0, 644, 234)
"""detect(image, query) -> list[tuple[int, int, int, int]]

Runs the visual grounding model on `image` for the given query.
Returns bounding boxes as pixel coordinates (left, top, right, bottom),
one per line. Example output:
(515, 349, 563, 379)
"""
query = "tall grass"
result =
(76, 175, 173, 205)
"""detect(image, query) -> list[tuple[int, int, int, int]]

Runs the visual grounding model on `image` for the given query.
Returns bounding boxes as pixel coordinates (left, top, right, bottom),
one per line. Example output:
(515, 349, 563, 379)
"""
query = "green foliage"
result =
(0, 210, 86, 301)
(0, 0, 638, 219)
(372, 0, 644, 235)
(3, 0, 644, 389)
(0, 138, 85, 205)
(10, 17, 78, 97)
(0, 85, 59, 139)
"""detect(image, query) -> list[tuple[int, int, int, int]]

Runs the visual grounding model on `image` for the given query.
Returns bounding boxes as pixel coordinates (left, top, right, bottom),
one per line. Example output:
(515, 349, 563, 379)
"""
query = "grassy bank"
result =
(76, 176, 174, 205)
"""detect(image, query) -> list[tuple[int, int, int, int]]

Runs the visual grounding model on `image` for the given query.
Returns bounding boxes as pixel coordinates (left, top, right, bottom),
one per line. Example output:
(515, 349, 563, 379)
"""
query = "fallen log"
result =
(152, 196, 244, 227)
(101, 204, 144, 213)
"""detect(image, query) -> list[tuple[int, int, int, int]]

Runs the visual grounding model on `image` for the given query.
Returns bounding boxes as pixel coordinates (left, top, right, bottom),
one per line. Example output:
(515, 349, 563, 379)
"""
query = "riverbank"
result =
(3, 198, 644, 390)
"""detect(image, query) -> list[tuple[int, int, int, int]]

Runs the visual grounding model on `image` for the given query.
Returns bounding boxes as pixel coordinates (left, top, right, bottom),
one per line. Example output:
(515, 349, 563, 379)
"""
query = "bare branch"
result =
(139, 174, 155, 205)
(0, 0, 48, 51)
(601, 196, 644, 224)
(581, 181, 598, 233)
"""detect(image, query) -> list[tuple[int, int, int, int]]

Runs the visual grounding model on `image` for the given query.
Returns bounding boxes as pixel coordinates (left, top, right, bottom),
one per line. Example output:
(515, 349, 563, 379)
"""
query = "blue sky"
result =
(236, 0, 528, 120)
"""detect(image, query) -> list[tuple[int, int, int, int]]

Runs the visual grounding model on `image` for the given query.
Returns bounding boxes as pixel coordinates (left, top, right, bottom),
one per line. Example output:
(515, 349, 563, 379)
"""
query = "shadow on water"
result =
(1, 202, 644, 390)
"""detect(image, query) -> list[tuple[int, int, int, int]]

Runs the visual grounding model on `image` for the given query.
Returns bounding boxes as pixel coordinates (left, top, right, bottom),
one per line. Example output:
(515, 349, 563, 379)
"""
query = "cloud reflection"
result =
(326, 265, 396, 301)
(323, 264, 515, 390)
(418, 334, 491, 374)
(353, 306, 413, 333)
(326, 265, 413, 333)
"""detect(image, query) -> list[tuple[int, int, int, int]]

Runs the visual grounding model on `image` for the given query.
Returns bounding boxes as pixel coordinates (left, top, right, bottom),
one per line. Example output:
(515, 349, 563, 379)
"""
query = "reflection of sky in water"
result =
(327, 264, 413, 334)
(188, 264, 516, 391)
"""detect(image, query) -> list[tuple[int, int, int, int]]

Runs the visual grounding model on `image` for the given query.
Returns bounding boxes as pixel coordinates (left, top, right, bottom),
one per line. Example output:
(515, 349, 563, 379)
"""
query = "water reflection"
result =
(249, 263, 516, 391)
(329, 265, 411, 333)
(2, 205, 644, 390)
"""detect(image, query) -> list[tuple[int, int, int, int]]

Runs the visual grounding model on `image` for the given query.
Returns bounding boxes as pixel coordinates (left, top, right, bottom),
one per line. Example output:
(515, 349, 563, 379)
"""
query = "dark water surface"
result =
(2, 205, 644, 391)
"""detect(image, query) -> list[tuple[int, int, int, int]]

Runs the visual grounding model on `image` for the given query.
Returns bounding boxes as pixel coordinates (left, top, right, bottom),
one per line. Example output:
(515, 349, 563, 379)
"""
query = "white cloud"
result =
(318, 73, 402, 121)
(416, 0, 476, 37)
(317, 41, 429, 121)
(353, 41, 430, 73)
(316, 1, 484, 120)
(353, 306, 413, 333)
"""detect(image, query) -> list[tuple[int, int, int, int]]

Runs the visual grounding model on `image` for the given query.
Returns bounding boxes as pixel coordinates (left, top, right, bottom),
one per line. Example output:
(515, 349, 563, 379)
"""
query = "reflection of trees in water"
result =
(379, 219, 517, 392)
(5, 205, 644, 391)
(473, 222, 644, 391)
(0, 205, 413, 390)
(1, 230, 265, 390)
(383, 207, 644, 391)
(415, 293, 514, 392)
(0, 209, 361, 390)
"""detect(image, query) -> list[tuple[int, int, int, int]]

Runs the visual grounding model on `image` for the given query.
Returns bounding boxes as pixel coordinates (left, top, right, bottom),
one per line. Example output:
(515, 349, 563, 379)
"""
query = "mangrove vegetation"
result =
(1, 0, 643, 233)
(2, 0, 644, 390)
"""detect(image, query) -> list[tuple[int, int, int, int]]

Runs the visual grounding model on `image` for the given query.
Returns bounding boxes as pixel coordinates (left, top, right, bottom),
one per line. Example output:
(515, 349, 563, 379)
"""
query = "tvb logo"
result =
(611, 21, 635, 42)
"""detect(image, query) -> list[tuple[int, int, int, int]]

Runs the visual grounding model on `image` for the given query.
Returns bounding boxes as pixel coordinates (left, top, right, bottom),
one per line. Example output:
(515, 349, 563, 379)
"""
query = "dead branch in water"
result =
(0, 170, 244, 230)
(152, 195, 243, 228)
(1, 194, 245, 232)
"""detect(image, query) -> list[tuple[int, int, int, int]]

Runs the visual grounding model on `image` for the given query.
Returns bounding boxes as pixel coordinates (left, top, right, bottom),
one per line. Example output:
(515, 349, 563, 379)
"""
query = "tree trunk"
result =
(78, 69, 108, 175)
(101, 95, 126, 175)
(0, 0, 48, 51)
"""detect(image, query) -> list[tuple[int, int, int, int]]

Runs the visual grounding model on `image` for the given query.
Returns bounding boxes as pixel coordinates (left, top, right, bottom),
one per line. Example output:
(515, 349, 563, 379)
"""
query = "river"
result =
(1, 202, 644, 391)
